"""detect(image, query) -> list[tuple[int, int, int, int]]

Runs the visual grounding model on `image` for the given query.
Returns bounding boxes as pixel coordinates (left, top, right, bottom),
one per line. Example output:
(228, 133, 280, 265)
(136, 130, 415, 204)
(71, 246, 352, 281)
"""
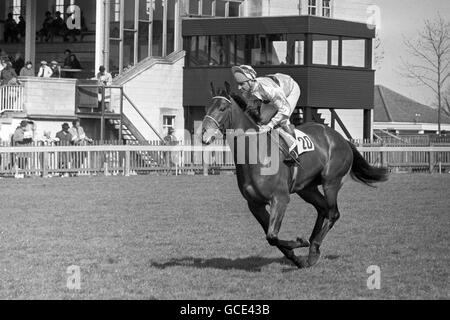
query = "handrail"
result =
(0, 85, 24, 114)
(122, 92, 166, 143)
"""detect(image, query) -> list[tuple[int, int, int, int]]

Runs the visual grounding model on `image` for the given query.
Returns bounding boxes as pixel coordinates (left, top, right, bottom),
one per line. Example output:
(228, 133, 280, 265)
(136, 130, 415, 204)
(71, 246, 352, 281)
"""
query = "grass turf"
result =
(0, 174, 448, 299)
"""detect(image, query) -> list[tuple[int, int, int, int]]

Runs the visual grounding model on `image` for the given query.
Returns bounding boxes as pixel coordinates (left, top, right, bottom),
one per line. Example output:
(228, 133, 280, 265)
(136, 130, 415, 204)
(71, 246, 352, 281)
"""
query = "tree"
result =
(374, 35, 384, 70)
(400, 15, 450, 134)
(443, 87, 450, 117)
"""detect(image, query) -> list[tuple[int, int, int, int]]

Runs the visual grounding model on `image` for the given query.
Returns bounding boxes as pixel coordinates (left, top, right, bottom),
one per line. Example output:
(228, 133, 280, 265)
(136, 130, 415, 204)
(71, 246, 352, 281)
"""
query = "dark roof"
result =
(374, 85, 450, 124)
(183, 15, 375, 38)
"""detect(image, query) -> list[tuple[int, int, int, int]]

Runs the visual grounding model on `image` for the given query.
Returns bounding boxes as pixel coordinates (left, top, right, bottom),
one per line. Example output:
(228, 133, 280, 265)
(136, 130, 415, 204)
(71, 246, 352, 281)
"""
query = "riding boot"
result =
(280, 124, 299, 165)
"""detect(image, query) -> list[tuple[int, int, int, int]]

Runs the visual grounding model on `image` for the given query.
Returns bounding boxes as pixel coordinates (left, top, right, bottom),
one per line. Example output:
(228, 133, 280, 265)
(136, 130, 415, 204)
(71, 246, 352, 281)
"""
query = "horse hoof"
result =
(296, 237, 310, 248)
(307, 253, 321, 267)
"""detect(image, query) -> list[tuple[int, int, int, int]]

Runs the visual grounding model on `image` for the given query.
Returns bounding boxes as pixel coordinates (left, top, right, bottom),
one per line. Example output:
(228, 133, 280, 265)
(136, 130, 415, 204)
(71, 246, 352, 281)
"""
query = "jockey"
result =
(231, 65, 301, 164)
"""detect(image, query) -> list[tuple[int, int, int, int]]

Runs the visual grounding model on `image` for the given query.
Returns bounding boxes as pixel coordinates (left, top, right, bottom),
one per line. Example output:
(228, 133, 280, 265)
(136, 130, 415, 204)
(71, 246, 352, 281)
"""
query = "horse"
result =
(201, 83, 389, 268)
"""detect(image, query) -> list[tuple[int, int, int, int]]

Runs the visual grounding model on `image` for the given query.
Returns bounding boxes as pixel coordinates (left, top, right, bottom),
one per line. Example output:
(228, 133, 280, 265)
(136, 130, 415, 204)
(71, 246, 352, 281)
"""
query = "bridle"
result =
(204, 96, 233, 132)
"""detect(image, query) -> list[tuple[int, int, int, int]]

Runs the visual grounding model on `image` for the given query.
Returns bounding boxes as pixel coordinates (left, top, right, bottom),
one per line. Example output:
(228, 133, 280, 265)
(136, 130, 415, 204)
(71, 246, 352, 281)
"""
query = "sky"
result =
(371, 0, 450, 106)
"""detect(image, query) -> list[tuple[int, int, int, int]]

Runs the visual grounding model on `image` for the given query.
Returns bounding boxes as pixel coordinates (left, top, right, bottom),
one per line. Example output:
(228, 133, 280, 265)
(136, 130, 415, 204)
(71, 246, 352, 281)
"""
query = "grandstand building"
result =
(0, 0, 377, 143)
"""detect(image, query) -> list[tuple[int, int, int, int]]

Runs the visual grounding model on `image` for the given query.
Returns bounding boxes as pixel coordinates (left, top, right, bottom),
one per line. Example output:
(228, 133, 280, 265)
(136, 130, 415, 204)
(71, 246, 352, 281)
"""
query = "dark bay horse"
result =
(202, 84, 389, 268)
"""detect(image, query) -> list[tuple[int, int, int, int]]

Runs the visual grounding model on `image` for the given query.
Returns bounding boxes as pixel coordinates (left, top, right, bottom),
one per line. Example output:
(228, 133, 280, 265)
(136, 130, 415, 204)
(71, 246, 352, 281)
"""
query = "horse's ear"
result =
(210, 82, 216, 97)
(224, 81, 231, 95)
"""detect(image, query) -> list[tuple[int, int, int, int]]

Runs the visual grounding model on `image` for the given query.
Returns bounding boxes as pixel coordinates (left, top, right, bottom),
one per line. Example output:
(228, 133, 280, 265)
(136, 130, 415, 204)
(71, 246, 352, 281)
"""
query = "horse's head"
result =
(202, 82, 233, 145)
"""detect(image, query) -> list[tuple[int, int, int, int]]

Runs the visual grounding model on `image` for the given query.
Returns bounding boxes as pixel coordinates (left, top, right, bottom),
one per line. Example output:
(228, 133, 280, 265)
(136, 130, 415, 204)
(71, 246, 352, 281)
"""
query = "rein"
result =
(207, 95, 303, 167)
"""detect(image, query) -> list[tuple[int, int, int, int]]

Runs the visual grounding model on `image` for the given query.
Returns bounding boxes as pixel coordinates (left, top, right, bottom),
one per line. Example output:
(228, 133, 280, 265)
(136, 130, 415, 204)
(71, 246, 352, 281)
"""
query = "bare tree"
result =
(443, 87, 450, 117)
(374, 35, 384, 70)
(400, 15, 450, 134)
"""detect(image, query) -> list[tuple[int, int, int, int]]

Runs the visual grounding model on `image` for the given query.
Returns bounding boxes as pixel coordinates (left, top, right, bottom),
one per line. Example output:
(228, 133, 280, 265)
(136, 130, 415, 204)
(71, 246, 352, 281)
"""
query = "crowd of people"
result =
(8, 119, 93, 178)
(11, 119, 93, 147)
(3, 13, 25, 43)
(37, 10, 87, 43)
(3, 9, 88, 43)
(0, 48, 83, 81)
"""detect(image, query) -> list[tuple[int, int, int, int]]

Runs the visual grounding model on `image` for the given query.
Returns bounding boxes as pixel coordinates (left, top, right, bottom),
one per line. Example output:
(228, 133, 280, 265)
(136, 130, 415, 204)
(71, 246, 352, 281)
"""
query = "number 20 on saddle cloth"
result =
(293, 129, 315, 155)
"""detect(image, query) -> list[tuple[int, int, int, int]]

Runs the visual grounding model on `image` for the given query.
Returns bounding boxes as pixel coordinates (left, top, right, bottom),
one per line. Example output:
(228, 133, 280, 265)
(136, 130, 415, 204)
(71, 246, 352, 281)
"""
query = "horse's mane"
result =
(230, 94, 248, 111)
(230, 93, 261, 124)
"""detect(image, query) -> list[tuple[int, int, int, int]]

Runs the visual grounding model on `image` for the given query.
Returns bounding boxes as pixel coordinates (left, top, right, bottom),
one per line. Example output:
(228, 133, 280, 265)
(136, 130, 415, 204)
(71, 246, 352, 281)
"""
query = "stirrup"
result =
(284, 150, 299, 165)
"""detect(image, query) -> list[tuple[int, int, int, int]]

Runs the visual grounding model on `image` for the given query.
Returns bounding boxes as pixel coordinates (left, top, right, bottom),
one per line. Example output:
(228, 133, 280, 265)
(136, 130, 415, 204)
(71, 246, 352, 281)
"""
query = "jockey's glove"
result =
(259, 124, 273, 133)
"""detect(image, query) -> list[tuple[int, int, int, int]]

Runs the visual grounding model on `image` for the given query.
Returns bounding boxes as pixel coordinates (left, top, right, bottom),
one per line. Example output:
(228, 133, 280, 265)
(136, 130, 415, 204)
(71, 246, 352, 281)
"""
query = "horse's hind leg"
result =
(248, 202, 308, 268)
(297, 185, 328, 267)
(307, 180, 342, 266)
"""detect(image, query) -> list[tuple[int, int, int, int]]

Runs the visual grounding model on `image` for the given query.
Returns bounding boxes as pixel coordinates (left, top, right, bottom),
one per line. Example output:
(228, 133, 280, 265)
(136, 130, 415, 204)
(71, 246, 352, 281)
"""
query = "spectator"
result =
(163, 128, 178, 168)
(0, 61, 18, 86)
(40, 131, 57, 146)
(13, 120, 33, 146)
(55, 123, 72, 146)
(20, 61, 35, 77)
(12, 52, 25, 75)
(38, 11, 54, 42)
(96, 65, 112, 86)
(11, 120, 34, 175)
(69, 119, 93, 145)
(50, 61, 61, 78)
(4, 13, 19, 43)
(63, 49, 72, 67)
(63, 53, 82, 78)
(0, 48, 8, 58)
(52, 11, 68, 41)
(56, 123, 73, 176)
(0, 58, 6, 74)
(67, 54, 82, 70)
(17, 16, 26, 39)
(37, 61, 53, 78)
(97, 65, 113, 111)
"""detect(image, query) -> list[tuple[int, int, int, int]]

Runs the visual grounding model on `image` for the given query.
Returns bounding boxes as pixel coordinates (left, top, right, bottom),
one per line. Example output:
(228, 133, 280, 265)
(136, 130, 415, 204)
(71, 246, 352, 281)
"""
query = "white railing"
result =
(0, 144, 450, 176)
(0, 85, 24, 113)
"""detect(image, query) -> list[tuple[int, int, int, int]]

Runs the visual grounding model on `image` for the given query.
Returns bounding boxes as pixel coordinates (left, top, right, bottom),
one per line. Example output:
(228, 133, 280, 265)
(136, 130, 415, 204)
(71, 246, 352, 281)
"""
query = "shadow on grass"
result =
(151, 256, 297, 272)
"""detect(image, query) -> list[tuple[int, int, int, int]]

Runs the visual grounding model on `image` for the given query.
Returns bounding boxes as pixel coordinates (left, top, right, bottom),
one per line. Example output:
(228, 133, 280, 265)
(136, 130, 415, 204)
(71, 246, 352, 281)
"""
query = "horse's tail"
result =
(348, 142, 389, 187)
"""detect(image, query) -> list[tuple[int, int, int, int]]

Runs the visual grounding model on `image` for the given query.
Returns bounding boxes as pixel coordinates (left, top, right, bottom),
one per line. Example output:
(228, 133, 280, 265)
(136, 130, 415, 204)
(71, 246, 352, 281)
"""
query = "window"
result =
(342, 38, 366, 67)
(308, 0, 317, 16)
(10, 0, 23, 22)
(228, 1, 241, 17)
(163, 115, 176, 131)
(55, 0, 76, 15)
(286, 34, 305, 65)
(322, 0, 331, 17)
(114, 0, 121, 22)
(189, 0, 200, 15)
(312, 35, 328, 65)
(202, 0, 214, 16)
(55, 0, 64, 14)
(187, 34, 288, 66)
(215, 1, 242, 17)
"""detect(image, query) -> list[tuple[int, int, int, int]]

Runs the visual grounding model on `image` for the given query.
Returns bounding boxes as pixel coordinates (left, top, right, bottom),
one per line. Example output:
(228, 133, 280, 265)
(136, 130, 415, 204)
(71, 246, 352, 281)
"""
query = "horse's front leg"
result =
(248, 201, 308, 268)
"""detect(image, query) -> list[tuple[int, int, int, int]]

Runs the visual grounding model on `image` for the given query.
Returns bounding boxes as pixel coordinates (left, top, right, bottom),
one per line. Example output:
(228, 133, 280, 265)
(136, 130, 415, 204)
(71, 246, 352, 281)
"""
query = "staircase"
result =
(112, 50, 185, 86)
(311, 109, 327, 125)
(103, 50, 185, 167)
(291, 108, 327, 126)
(108, 115, 160, 167)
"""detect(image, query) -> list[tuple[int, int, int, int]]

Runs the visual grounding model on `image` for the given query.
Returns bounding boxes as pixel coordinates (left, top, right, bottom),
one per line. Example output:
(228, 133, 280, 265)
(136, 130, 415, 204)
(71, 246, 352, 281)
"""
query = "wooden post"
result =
(429, 151, 434, 174)
(42, 152, 49, 177)
(124, 150, 130, 177)
(203, 151, 209, 176)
